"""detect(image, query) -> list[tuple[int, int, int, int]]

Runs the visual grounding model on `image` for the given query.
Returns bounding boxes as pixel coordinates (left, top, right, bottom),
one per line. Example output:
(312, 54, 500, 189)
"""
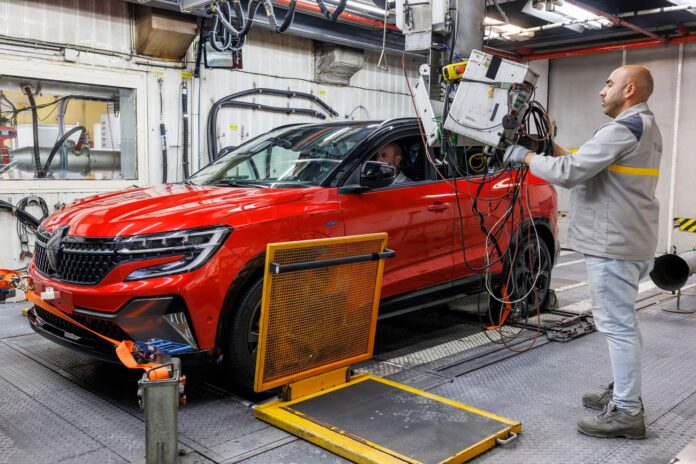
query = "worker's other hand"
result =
(553, 142, 568, 157)
(503, 144, 529, 166)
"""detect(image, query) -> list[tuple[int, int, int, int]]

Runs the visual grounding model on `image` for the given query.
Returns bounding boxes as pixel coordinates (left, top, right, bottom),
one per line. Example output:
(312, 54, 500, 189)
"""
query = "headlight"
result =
(119, 226, 232, 281)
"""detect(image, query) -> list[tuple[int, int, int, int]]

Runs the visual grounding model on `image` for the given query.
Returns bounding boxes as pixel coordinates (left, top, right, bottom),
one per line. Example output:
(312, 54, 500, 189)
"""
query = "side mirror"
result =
(361, 161, 396, 189)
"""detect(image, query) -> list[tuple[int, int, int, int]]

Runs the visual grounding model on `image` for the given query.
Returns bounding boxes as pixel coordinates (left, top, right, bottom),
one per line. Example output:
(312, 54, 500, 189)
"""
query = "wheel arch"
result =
(214, 252, 266, 354)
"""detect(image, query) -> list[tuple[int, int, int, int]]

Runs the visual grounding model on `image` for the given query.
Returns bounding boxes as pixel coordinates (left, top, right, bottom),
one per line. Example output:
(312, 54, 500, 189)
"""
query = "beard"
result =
(601, 98, 622, 118)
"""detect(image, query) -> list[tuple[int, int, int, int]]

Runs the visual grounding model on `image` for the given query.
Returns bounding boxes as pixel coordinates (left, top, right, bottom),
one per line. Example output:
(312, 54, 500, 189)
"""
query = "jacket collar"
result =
(615, 102, 649, 120)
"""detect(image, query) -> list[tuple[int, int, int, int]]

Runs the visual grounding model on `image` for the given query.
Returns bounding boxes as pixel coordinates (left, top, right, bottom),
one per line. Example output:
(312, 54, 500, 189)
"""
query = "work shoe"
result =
(582, 382, 613, 411)
(577, 402, 646, 439)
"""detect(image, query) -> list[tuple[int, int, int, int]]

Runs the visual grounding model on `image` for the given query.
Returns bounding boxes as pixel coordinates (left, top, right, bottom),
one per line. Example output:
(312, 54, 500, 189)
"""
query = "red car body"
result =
(28, 120, 558, 386)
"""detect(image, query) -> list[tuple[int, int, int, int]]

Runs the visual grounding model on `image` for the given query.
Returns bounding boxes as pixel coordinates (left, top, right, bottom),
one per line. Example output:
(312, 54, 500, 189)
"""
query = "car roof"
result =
(275, 117, 418, 132)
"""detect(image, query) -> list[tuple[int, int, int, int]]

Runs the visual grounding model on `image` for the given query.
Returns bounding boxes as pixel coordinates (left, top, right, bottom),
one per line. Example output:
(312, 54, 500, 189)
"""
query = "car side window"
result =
(345, 137, 428, 187)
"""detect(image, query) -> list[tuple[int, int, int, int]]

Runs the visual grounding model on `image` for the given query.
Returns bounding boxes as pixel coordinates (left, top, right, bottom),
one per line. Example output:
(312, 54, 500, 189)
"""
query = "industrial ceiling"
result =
(484, 0, 696, 60)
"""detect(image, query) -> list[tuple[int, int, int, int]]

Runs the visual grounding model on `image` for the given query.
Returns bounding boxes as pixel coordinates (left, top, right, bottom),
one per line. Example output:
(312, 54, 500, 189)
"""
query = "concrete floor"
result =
(1, 252, 695, 464)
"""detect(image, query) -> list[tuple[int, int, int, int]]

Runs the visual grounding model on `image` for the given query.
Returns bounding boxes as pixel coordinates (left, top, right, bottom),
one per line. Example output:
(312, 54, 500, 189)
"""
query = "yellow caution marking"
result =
(682, 219, 696, 231)
(607, 164, 660, 177)
(674, 218, 696, 233)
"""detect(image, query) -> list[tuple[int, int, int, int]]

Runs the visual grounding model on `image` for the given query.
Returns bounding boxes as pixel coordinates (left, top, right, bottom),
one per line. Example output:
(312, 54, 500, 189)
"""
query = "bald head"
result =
(599, 65, 654, 118)
(619, 65, 654, 101)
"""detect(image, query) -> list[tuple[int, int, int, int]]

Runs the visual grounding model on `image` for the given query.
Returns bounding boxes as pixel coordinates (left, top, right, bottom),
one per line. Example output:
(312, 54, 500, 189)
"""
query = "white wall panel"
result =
(0, 0, 130, 53)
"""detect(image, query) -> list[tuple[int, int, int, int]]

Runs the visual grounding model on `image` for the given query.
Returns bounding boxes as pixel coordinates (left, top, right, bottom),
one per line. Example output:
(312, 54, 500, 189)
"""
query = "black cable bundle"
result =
(0, 196, 49, 263)
(22, 86, 42, 178)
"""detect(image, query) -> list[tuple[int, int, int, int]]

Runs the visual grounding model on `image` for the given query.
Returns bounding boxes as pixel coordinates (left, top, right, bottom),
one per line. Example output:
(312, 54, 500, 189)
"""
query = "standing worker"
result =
(504, 65, 662, 439)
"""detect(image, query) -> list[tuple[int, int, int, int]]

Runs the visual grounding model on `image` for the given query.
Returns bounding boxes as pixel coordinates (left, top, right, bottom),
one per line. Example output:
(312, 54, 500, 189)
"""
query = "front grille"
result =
(33, 306, 131, 342)
(34, 229, 126, 285)
(33, 229, 175, 285)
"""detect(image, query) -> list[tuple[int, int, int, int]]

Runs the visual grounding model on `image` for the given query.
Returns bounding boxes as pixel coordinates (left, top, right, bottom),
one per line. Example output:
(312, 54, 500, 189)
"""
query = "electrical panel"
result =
(443, 50, 538, 147)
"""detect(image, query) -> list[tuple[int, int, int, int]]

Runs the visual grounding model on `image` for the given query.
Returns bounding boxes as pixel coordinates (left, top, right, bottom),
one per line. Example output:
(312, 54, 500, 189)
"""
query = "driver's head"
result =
(375, 143, 403, 174)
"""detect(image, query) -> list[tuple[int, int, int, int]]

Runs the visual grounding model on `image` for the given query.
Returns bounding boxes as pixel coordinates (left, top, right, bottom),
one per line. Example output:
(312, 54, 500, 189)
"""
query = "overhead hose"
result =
(158, 78, 168, 184)
(194, 26, 206, 78)
(276, 0, 297, 32)
(22, 86, 42, 178)
(182, 82, 190, 179)
(42, 126, 86, 176)
(315, 0, 348, 21)
(206, 88, 339, 161)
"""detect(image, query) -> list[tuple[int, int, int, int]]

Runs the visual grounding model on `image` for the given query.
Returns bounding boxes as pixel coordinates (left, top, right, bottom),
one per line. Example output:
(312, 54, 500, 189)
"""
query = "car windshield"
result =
(187, 123, 377, 188)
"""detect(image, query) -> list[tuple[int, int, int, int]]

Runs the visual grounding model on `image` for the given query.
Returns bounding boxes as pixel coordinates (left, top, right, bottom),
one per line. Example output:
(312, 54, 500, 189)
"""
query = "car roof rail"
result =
(376, 117, 418, 128)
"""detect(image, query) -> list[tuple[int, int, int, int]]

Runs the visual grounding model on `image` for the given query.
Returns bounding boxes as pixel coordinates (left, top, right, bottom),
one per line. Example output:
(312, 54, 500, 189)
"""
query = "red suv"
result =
(28, 119, 558, 388)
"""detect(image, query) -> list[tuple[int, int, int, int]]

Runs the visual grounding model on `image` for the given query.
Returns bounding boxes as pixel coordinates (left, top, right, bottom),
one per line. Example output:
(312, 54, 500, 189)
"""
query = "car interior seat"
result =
(400, 139, 425, 182)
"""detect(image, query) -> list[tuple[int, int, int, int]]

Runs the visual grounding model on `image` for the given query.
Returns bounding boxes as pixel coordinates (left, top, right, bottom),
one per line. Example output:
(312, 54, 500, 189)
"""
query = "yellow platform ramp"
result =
(254, 234, 521, 464)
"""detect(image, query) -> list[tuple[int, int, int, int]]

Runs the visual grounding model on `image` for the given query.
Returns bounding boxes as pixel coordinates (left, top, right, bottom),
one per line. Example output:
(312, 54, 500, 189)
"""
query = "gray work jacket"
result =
(529, 102, 662, 261)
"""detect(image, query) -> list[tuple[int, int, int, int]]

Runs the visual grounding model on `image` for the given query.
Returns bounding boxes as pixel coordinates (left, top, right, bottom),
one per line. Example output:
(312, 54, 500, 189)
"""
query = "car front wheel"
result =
(226, 278, 262, 390)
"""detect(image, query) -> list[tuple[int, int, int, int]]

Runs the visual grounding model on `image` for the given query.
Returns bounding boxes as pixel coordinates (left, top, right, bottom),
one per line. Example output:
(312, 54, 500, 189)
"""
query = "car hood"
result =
(41, 184, 306, 237)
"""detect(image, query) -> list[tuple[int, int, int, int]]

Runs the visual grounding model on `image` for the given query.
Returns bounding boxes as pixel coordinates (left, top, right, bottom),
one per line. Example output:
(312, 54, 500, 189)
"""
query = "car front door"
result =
(337, 137, 455, 299)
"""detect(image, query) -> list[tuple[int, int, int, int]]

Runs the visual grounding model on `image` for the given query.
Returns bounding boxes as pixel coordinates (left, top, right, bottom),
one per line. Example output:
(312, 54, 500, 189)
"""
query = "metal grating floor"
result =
(1, 253, 696, 463)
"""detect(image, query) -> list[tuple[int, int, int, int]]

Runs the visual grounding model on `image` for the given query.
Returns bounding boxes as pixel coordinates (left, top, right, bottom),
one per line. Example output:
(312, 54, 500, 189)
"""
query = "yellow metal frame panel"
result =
(254, 374, 522, 464)
(255, 233, 388, 392)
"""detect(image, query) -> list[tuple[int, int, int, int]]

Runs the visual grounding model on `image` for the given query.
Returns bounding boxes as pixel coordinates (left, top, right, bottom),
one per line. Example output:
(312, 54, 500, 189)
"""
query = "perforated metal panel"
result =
(254, 234, 388, 392)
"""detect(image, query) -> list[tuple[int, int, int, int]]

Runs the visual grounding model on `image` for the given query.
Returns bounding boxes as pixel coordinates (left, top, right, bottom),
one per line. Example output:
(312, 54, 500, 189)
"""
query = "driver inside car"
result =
(374, 142, 412, 184)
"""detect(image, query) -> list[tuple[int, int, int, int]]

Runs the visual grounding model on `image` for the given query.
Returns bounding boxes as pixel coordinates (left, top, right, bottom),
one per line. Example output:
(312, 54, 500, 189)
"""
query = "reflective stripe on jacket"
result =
(529, 102, 662, 261)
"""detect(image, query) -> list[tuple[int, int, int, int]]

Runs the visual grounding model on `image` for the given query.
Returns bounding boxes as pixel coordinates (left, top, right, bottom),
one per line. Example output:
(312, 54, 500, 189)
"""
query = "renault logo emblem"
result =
(45, 226, 69, 273)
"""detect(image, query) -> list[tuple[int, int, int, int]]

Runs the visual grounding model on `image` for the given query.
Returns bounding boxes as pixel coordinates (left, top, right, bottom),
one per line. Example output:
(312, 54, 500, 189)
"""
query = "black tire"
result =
(226, 278, 263, 390)
(489, 233, 552, 324)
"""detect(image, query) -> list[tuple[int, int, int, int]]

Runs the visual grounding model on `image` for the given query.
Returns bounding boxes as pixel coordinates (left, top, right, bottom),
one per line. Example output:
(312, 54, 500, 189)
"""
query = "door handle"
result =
(427, 202, 449, 212)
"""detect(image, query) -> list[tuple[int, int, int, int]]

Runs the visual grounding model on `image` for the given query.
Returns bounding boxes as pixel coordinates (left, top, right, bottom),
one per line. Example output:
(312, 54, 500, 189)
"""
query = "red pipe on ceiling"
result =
(522, 33, 696, 61)
(564, 0, 664, 42)
(483, 46, 523, 62)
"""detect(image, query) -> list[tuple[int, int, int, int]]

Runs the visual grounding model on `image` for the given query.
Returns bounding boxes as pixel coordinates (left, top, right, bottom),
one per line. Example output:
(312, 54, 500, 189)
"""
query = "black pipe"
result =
(315, 0, 348, 21)
(42, 126, 86, 175)
(269, 249, 395, 274)
(160, 123, 168, 183)
(207, 88, 339, 161)
(182, 82, 190, 179)
(22, 86, 42, 178)
(276, 0, 297, 32)
(193, 24, 206, 78)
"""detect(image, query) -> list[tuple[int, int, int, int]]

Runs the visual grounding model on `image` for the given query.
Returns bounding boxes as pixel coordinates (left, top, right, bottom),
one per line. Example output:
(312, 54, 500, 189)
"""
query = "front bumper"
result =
(27, 296, 215, 366)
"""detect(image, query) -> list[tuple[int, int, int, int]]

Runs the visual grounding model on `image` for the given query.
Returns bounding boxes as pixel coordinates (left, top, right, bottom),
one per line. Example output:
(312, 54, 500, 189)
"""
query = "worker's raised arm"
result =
(528, 123, 636, 189)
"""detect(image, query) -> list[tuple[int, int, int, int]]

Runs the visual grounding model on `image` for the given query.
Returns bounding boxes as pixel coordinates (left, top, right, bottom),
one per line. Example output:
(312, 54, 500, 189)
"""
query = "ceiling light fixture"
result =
(523, 0, 612, 32)
(484, 17, 535, 41)
(666, 0, 696, 15)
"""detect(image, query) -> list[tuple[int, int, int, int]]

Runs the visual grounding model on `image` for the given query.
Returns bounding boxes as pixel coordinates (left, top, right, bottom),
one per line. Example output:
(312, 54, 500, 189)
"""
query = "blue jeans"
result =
(585, 255, 652, 415)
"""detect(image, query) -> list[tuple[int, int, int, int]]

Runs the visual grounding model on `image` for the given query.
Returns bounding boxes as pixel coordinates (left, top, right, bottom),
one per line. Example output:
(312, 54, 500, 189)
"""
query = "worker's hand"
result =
(503, 144, 530, 166)
(553, 142, 568, 157)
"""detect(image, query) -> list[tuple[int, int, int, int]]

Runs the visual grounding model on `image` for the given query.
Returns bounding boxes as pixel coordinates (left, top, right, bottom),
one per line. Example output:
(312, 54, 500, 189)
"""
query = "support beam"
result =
(521, 33, 696, 61)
